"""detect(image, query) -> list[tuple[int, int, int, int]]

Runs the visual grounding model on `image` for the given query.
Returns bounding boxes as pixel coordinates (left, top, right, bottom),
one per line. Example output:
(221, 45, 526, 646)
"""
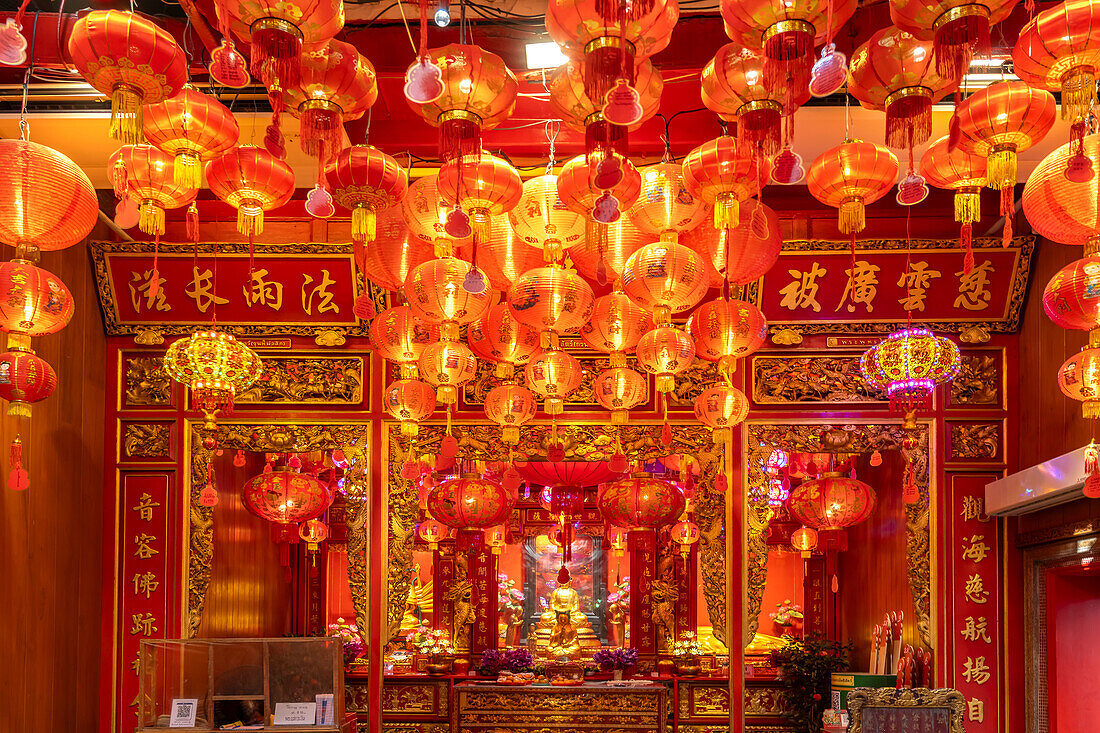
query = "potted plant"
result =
(407, 626, 454, 675)
(477, 648, 534, 678)
(772, 637, 852, 733)
(672, 632, 704, 676)
(593, 647, 639, 680)
(769, 599, 805, 637)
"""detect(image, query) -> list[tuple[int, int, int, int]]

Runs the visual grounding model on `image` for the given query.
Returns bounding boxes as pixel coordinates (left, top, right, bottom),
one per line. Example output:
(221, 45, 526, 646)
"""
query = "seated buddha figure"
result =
(537, 579, 598, 658)
(546, 611, 581, 659)
(539, 579, 591, 630)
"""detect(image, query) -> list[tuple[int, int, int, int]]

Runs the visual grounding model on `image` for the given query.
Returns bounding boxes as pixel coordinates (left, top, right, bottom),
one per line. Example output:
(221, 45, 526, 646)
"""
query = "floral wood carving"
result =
(461, 355, 606, 406)
(949, 422, 1001, 460)
(236, 356, 364, 404)
(847, 688, 966, 733)
(666, 360, 721, 408)
(123, 423, 172, 458)
(125, 356, 172, 406)
(949, 354, 1000, 406)
(752, 355, 884, 404)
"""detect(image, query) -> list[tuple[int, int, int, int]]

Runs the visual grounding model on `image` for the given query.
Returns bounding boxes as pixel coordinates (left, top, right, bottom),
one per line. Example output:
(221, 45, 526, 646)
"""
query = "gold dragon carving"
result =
(236, 356, 364, 404)
(124, 356, 172, 406)
(846, 688, 966, 733)
(123, 423, 172, 458)
(949, 354, 1001, 407)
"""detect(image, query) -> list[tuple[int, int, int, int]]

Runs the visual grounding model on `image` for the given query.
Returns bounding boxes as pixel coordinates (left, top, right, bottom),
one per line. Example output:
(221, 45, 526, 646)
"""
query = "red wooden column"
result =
(728, 428, 744, 733)
(367, 358, 386, 733)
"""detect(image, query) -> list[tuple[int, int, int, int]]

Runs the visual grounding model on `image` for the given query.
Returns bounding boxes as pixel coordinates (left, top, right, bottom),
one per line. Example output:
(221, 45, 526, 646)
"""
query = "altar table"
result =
(454, 680, 668, 733)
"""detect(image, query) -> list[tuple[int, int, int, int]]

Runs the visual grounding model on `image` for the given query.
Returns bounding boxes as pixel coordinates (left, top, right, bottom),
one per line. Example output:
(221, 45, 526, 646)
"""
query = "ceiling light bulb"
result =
(434, 0, 451, 27)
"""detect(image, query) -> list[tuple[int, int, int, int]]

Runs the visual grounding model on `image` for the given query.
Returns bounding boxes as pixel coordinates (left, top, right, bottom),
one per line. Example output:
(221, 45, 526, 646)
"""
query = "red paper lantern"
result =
(671, 519, 700, 556)
(327, 145, 408, 242)
(788, 473, 876, 530)
(580, 292, 655, 367)
(557, 154, 643, 220)
(467, 302, 540, 379)
(569, 217, 647, 285)
(384, 378, 437, 437)
(701, 44, 808, 154)
(418, 518, 449, 550)
(427, 475, 516, 543)
(67, 10, 187, 143)
(622, 241, 712, 324)
(682, 136, 767, 229)
(791, 525, 819, 555)
(206, 146, 295, 235)
(109, 144, 197, 236)
(369, 305, 439, 378)
(1023, 134, 1100, 248)
(407, 44, 519, 162)
(508, 174, 587, 261)
(507, 265, 595, 347)
(1043, 256, 1100, 335)
(847, 26, 963, 157)
(681, 201, 782, 286)
(401, 175, 473, 255)
(143, 86, 240, 189)
(403, 257, 494, 341)
(689, 298, 768, 374)
(807, 139, 899, 234)
(920, 135, 987, 254)
(1059, 347, 1100, 417)
(629, 162, 707, 241)
(418, 340, 478, 404)
(693, 384, 750, 442)
(0, 350, 56, 418)
(593, 367, 648, 424)
(0, 260, 75, 350)
(285, 40, 378, 161)
(215, 0, 344, 90)
(598, 476, 685, 529)
(636, 326, 696, 393)
(359, 208, 436, 291)
(477, 214, 545, 291)
(0, 140, 98, 253)
(484, 383, 538, 444)
(299, 518, 329, 550)
(891, 0, 1018, 78)
(242, 464, 331, 524)
(1013, 0, 1100, 127)
(525, 349, 584, 414)
(437, 153, 523, 243)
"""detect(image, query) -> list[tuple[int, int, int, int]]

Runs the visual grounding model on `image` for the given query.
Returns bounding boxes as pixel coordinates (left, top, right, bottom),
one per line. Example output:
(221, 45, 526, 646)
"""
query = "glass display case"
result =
(136, 637, 345, 731)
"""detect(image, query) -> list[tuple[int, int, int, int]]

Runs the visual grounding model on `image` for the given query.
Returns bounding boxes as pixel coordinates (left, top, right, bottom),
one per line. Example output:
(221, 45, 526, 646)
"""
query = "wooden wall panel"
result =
(0, 234, 108, 733)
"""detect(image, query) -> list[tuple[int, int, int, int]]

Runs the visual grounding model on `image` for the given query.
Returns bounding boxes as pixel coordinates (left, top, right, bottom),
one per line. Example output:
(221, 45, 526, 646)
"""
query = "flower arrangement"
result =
(672, 631, 704, 658)
(772, 636, 852, 733)
(769, 599, 804, 628)
(478, 648, 535, 675)
(406, 624, 454, 657)
(592, 647, 638, 672)
(327, 617, 364, 666)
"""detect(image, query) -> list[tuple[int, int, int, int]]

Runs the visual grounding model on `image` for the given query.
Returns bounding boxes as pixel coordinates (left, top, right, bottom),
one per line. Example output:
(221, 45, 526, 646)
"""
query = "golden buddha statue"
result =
(546, 611, 581, 659)
(539, 579, 590, 629)
(535, 579, 600, 657)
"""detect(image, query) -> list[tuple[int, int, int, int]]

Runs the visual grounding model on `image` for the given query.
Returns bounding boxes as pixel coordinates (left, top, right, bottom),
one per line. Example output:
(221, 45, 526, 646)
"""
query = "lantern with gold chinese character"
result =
(418, 518, 448, 550)
(921, 135, 987, 265)
(418, 340, 478, 405)
(327, 145, 408, 243)
(670, 519, 700, 558)
(1043, 256, 1100, 337)
(163, 329, 263, 428)
(427, 474, 516, 549)
(384, 378, 437, 437)
(468, 303, 540, 379)
(206, 145, 295, 236)
(791, 525, 818, 557)
(682, 136, 766, 229)
(299, 519, 329, 552)
(109, 144, 197, 236)
(807, 139, 899, 235)
(1058, 347, 1100, 417)
(404, 257, 494, 342)
(370, 305, 439, 378)
(438, 153, 523, 243)
(285, 40, 377, 161)
(689, 298, 768, 376)
(508, 174, 586, 262)
(599, 475, 685, 530)
(860, 326, 960, 412)
(581, 292, 654, 367)
(484, 383, 537, 444)
(1023, 134, 1100, 248)
(0, 350, 56, 418)
(622, 241, 711, 325)
(408, 44, 519, 162)
(525, 349, 584, 415)
(0, 260, 75, 351)
(788, 472, 876, 530)
(636, 326, 696, 393)
(67, 10, 187, 143)
(593, 367, 648, 424)
(243, 463, 331, 524)
(570, 217, 647, 285)
(693, 384, 750, 443)
(607, 525, 630, 555)
(681, 201, 782, 286)
(507, 265, 595, 348)
(890, 0, 1018, 78)
(143, 86, 240, 189)
(0, 139, 98, 252)
(629, 162, 707, 241)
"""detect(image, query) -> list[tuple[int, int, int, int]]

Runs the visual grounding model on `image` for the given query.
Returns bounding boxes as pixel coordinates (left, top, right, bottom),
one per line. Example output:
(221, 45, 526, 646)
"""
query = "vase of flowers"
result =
(327, 618, 365, 671)
(593, 647, 639, 680)
(769, 599, 804, 637)
(407, 625, 454, 675)
(478, 648, 535, 677)
(672, 632, 704, 676)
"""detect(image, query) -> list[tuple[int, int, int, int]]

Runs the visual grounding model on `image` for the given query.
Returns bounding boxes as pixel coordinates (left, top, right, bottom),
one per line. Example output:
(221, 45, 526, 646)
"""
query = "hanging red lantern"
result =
(143, 86, 240, 189)
(557, 154, 643, 221)
(484, 383, 538, 444)
(418, 518, 449, 550)
(689, 298, 768, 375)
(636, 326, 696, 393)
(807, 139, 899, 235)
(671, 519, 700, 557)
(788, 472, 876, 530)
(847, 26, 963, 160)
(427, 474, 516, 548)
(67, 10, 187, 143)
(621, 241, 712, 325)
(0, 350, 56, 418)
(0, 260, 75, 351)
(214, 0, 344, 90)
(508, 174, 587, 262)
(477, 214, 545, 291)
(891, 0, 1017, 78)
(580, 292, 655, 367)
(403, 257, 494, 341)
(359, 209, 434, 292)
(598, 475, 685, 530)
(401, 175, 473, 255)
(1059, 347, 1100, 417)
(299, 519, 329, 551)
(0, 139, 98, 252)
(369, 305, 439, 378)
(525, 349, 584, 414)
(437, 153, 523, 243)
(485, 525, 507, 554)
(681, 201, 782, 286)
(507, 265, 595, 348)
(1043, 256, 1100, 335)
(682, 136, 767, 230)
(326, 145, 408, 243)
(206, 146, 295, 235)
(1023, 134, 1100, 248)
(109, 145, 197, 236)
(407, 44, 519, 162)
(467, 303, 540, 379)
(384, 378, 437, 437)
(693, 384, 750, 443)
(570, 217, 647, 285)
(629, 162, 707, 241)
(791, 525, 818, 557)
(164, 329, 263, 428)
(242, 463, 331, 524)
(418, 340, 478, 404)
(607, 525, 630, 555)
(920, 135, 987, 262)
(593, 367, 648, 424)
(285, 40, 378, 161)
(701, 44, 808, 154)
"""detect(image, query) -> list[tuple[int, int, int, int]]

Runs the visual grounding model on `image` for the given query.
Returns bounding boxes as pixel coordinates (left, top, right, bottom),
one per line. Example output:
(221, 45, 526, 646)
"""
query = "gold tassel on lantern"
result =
(400, 420, 419, 438)
(954, 189, 981, 224)
(1086, 400, 1100, 419)
(713, 193, 740, 229)
(838, 197, 866, 234)
(110, 84, 144, 144)
(471, 208, 492, 244)
(237, 204, 264, 236)
(138, 200, 165, 236)
(986, 144, 1017, 190)
(1060, 66, 1097, 121)
(174, 150, 203, 189)
(437, 384, 457, 405)
(352, 205, 377, 243)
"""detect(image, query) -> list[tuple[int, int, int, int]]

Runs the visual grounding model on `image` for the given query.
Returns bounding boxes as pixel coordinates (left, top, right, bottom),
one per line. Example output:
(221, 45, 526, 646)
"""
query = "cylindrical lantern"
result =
(689, 298, 769, 375)
(361, 208, 437, 291)
(0, 260, 75, 351)
(143, 86, 240, 189)
(525, 349, 584, 414)
(402, 175, 473, 255)
(0, 139, 98, 252)
(807, 139, 899, 234)
(621, 241, 712, 324)
(369, 305, 439, 378)
(593, 367, 648, 424)
(580, 292, 655, 367)
(693, 384, 750, 443)
(569, 217, 647, 285)
(508, 174, 586, 261)
(635, 326, 696, 393)
(418, 340, 478, 405)
(384, 378, 437, 437)
(477, 213, 545, 291)
(598, 475, 685, 529)
(671, 519, 700, 557)
(1059, 347, 1100, 417)
(109, 144, 197, 236)
(299, 518, 329, 551)
(680, 201, 783, 286)
(507, 265, 595, 347)
(242, 464, 331, 524)
(403, 257, 494, 341)
(467, 303, 540, 379)
(418, 518, 449, 550)
(788, 472, 877, 530)
(484, 383, 538, 444)
(327, 145, 409, 243)
(0, 350, 56, 418)
(205, 146, 295, 235)
(629, 162, 707, 241)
